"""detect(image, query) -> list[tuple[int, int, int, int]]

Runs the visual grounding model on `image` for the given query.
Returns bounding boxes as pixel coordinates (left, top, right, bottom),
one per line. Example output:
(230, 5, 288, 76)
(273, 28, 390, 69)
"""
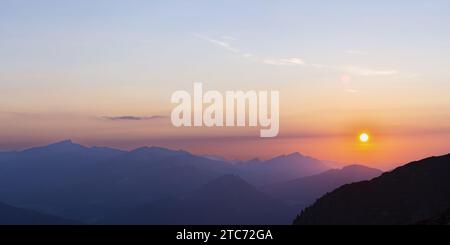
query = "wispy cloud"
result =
(305, 64, 399, 77)
(196, 34, 239, 53)
(101, 115, 167, 121)
(197, 34, 400, 76)
(343, 66, 399, 76)
(263, 58, 305, 66)
(197, 34, 307, 68)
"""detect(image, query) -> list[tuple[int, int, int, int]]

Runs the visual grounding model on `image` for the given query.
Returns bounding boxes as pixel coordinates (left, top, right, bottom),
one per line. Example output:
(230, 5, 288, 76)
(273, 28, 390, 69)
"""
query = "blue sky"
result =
(1, 1, 450, 166)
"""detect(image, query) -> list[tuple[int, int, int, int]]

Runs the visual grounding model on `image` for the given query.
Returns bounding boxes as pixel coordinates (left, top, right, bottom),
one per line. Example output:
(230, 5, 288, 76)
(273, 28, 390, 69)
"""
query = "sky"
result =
(1, 0, 450, 169)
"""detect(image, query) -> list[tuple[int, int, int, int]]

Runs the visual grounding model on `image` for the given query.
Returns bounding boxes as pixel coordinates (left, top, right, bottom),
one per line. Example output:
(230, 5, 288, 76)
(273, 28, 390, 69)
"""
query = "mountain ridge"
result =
(263, 164, 382, 207)
(294, 154, 450, 225)
(0, 140, 384, 224)
(107, 174, 296, 225)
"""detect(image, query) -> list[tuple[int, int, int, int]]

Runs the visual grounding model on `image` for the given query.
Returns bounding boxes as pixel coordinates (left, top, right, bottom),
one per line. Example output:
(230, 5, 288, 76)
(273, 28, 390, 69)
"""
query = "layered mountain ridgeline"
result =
(0, 202, 78, 225)
(237, 153, 329, 185)
(0, 141, 237, 222)
(263, 165, 382, 207)
(0, 140, 380, 224)
(294, 154, 450, 225)
(106, 175, 297, 225)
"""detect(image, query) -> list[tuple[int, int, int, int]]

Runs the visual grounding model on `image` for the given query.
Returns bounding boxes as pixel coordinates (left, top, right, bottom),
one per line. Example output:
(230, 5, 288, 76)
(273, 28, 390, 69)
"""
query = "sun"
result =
(359, 133, 370, 143)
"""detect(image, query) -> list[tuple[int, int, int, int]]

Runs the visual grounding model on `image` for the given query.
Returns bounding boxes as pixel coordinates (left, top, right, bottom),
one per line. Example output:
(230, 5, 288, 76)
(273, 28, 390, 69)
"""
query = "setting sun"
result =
(359, 133, 370, 143)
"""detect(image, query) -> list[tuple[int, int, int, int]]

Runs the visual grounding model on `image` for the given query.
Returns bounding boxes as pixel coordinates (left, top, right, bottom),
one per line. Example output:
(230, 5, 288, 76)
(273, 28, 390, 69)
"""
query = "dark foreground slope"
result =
(0, 202, 78, 225)
(294, 154, 450, 225)
(264, 165, 382, 206)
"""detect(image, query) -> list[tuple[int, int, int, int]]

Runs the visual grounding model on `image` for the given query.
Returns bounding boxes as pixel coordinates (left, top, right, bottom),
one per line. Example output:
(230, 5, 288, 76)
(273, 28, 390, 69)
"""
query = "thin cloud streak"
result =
(197, 34, 400, 76)
(101, 115, 168, 121)
(344, 66, 399, 76)
(196, 34, 240, 53)
(263, 58, 305, 66)
(197, 34, 306, 67)
(196, 34, 400, 76)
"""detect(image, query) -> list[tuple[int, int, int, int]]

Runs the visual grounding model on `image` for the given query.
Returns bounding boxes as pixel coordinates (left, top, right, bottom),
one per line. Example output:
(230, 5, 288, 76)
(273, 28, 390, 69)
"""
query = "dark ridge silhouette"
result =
(264, 165, 382, 207)
(416, 208, 450, 225)
(106, 175, 297, 225)
(0, 140, 374, 224)
(294, 154, 450, 225)
(0, 202, 79, 225)
(238, 152, 330, 185)
(0, 141, 238, 223)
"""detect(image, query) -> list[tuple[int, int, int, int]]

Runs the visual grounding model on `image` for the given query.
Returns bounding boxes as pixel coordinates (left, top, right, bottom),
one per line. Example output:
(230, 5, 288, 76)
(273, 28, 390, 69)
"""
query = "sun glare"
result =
(359, 133, 370, 143)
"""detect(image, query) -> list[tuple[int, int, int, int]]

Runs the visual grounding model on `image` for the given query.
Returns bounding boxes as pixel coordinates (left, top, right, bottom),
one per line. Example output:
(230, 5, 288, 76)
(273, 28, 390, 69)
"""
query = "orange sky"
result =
(1, 1, 450, 170)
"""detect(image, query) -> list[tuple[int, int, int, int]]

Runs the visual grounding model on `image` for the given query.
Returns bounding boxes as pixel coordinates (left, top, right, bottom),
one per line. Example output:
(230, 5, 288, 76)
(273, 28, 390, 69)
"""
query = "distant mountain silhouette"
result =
(74, 146, 238, 208)
(294, 154, 450, 225)
(0, 140, 377, 224)
(202, 154, 239, 163)
(107, 175, 296, 225)
(238, 153, 330, 185)
(0, 140, 123, 187)
(0, 140, 126, 221)
(0, 141, 239, 222)
(264, 165, 382, 207)
(0, 201, 78, 225)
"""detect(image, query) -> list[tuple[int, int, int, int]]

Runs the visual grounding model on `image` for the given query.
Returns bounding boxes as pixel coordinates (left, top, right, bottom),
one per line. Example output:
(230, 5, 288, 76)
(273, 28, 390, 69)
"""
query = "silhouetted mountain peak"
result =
(294, 153, 450, 225)
(286, 152, 303, 158)
(129, 146, 190, 157)
(22, 139, 87, 154)
(267, 152, 315, 164)
(235, 152, 330, 185)
(46, 139, 78, 147)
(129, 146, 151, 153)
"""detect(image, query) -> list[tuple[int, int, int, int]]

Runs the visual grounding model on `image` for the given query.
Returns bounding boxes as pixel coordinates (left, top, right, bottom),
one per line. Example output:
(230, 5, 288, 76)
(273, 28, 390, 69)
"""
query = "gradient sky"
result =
(1, 0, 450, 169)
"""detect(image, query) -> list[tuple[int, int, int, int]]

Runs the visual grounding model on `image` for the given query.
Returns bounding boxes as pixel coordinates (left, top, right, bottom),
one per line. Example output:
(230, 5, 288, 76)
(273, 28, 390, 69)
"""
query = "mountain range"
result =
(107, 175, 296, 225)
(0, 140, 381, 224)
(264, 165, 382, 207)
(294, 154, 450, 225)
